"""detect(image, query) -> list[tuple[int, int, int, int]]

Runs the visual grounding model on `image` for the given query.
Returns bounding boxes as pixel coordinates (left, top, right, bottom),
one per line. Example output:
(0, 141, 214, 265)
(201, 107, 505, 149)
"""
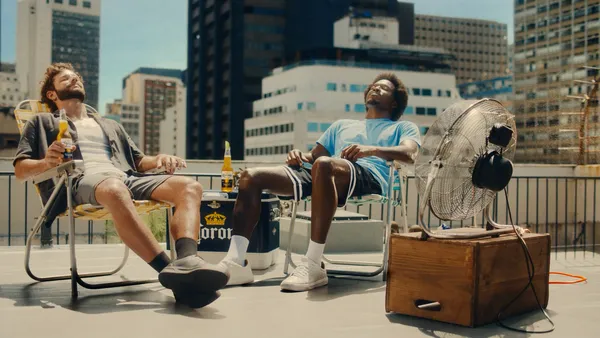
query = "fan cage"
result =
(415, 99, 517, 221)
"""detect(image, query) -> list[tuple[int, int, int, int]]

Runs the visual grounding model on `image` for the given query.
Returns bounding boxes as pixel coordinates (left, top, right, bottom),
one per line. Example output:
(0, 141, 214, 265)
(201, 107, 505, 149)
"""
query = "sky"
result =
(0, 0, 513, 115)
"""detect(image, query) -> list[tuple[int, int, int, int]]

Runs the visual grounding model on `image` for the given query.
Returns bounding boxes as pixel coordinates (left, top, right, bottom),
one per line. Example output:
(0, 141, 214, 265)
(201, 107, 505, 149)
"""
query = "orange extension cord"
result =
(549, 271, 587, 285)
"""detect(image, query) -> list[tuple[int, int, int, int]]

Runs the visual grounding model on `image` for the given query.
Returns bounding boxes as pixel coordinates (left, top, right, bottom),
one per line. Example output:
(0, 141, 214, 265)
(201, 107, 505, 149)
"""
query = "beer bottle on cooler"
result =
(57, 109, 73, 160)
(221, 141, 233, 192)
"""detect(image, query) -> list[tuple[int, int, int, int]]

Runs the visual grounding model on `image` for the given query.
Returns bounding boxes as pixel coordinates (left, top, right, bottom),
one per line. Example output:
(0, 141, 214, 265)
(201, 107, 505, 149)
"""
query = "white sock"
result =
(305, 240, 325, 265)
(224, 235, 249, 266)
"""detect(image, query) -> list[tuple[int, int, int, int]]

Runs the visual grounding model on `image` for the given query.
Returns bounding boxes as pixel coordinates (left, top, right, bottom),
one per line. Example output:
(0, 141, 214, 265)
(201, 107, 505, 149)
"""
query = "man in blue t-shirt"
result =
(218, 72, 421, 292)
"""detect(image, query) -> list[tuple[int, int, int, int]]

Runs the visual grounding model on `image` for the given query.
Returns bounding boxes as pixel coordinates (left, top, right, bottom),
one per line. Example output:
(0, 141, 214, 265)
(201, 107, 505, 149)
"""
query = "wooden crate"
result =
(385, 230, 551, 327)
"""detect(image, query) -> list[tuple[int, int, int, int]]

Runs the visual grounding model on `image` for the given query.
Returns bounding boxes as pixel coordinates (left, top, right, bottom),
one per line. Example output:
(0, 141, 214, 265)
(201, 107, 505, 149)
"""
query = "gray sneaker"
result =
(173, 290, 221, 309)
(159, 255, 230, 296)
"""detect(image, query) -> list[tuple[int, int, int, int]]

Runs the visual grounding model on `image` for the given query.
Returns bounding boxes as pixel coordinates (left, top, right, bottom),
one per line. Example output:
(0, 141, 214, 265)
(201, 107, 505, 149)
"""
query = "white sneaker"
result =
(218, 259, 254, 286)
(280, 257, 328, 292)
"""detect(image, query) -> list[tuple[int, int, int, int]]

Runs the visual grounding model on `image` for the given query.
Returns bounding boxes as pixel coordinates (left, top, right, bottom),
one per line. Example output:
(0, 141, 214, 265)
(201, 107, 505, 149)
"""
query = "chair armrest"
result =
(28, 160, 83, 185)
(386, 160, 412, 170)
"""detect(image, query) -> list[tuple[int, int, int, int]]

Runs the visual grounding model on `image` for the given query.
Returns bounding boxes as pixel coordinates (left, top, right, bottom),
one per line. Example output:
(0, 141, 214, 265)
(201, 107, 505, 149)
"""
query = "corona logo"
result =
(201, 227, 233, 240)
(205, 212, 226, 226)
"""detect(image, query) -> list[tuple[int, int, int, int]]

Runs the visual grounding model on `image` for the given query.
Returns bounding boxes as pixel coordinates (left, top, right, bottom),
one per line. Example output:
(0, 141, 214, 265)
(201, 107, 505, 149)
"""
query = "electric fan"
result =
(415, 98, 520, 239)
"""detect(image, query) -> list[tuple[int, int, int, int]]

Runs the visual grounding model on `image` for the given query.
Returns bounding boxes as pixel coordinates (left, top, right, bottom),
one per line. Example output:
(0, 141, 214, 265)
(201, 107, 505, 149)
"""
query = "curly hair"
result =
(39, 63, 83, 112)
(363, 72, 409, 120)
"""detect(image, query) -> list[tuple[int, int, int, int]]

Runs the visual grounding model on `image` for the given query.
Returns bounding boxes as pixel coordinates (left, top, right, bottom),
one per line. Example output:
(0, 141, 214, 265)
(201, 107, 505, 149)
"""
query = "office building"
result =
(120, 67, 186, 157)
(513, 0, 600, 164)
(245, 62, 460, 162)
(458, 75, 513, 111)
(104, 99, 142, 148)
(1, 63, 24, 109)
(16, 0, 101, 109)
(414, 14, 509, 84)
(186, 0, 415, 160)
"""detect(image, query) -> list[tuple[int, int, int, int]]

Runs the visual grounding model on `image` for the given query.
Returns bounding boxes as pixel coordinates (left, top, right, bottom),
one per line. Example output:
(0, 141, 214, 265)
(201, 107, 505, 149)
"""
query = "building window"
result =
(426, 108, 437, 116)
(345, 104, 350, 112)
(416, 107, 426, 115)
(413, 88, 421, 96)
(422, 89, 432, 96)
(83, 0, 91, 8)
(245, 6, 285, 16)
(55, 0, 63, 3)
(297, 102, 303, 110)
(404, 106, 414, 115)
(69, 0, 77, 5)
(354, 104, 366, 113)
(326, 83, 337, 91)
(350, 84, 367, 92)
(307, 122, 318, 132)
(307, 102, 316, 111)
(320, 123, 331, 132)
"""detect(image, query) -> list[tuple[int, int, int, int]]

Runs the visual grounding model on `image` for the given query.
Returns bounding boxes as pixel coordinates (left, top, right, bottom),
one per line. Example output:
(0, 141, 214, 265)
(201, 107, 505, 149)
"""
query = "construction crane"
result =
(563, 66, 600, 165)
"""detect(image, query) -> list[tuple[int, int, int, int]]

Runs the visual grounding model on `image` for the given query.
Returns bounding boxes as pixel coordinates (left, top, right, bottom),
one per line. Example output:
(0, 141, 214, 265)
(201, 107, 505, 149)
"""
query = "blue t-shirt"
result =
(316, 118, 421, 196)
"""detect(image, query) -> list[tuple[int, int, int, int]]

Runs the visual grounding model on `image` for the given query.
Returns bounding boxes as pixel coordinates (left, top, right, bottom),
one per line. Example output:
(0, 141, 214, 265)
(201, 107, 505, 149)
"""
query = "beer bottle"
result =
(57, 110, 73, 160)
(221, 141, 233, 192)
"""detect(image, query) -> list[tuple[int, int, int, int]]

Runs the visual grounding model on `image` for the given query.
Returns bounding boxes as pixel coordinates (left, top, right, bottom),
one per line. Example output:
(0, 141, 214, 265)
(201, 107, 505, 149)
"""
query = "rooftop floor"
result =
(0, 244, 598, 338)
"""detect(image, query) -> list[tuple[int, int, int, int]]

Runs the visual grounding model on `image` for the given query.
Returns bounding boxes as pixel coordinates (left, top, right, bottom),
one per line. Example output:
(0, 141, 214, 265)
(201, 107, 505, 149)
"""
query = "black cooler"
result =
(196, 190, 280, 270)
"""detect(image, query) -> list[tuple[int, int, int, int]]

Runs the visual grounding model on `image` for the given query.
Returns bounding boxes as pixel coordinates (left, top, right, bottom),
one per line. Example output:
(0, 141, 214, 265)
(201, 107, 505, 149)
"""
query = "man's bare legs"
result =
(309, 157, 352, 244)
(95, 176, 228, 307)
(150, 176, 203, 246)
(279, 157, 353, 291)
(231, 159, 351, 243)
(95, 178, 164, 263)
(94, 176, 205, 263)
(232, 167, 296, 239)
(217, 166, 296, 285)
(223, 158, 352, 290)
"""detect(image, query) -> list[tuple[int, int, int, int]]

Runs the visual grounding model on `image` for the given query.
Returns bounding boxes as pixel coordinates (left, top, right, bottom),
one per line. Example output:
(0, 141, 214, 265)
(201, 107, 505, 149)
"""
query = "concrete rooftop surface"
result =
(0, 244, 598, 338)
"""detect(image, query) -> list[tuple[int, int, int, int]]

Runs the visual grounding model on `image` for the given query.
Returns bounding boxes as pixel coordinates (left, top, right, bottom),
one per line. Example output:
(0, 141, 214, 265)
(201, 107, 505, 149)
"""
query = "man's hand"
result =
(341, 144, 377, 162)
(43, 141, 76, 169)
(155, 154, 187, 174)
(286, 149, 310, 166)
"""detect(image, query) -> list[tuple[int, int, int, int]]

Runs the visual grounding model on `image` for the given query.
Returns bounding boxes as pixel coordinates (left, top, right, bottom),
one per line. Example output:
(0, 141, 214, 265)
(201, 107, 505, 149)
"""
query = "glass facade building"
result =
(51, 10, 100, 109)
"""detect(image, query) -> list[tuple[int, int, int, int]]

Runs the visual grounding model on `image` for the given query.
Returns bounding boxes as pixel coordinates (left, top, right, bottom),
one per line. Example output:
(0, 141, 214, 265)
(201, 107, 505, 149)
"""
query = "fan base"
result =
(385, 231, 550, 327)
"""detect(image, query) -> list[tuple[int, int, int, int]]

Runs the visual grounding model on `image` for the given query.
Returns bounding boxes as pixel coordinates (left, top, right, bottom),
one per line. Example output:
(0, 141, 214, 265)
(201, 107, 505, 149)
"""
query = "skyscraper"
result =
(414, 15, 509, 84)
(186, 0, 414, 160)
(16, 0, 100, 109)
(513, 0, 600, 164)
(121, 67, 186, 156)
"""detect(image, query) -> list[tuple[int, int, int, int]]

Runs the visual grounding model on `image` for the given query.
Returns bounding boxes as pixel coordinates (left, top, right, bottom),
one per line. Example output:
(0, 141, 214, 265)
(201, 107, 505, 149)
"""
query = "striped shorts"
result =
(279, 159, 382, 207)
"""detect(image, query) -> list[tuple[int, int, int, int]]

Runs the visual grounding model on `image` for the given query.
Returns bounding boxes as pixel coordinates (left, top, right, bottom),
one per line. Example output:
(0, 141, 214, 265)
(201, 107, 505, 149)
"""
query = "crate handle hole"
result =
(414, 299, 442, 311)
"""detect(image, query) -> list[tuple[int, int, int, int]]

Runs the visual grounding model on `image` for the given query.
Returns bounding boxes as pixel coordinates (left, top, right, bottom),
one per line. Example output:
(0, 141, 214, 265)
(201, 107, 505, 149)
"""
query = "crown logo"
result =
(208, 201, 221, 209)
(205, 212, 226, 226)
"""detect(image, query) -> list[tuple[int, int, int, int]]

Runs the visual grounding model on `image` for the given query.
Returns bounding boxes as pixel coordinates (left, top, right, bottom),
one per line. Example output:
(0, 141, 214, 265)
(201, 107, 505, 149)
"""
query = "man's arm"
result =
(373, 139, 419, 164)
(14, 141, 70, 180)
(136, 154, 187, 174)
(14, 159, 52, 181)
(286, 143, 330, 166)
(341, 140, 419, 164)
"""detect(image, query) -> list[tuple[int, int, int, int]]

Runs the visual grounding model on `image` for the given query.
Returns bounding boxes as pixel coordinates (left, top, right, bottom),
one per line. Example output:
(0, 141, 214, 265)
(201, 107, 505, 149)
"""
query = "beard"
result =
(56, 87, 86, 102)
